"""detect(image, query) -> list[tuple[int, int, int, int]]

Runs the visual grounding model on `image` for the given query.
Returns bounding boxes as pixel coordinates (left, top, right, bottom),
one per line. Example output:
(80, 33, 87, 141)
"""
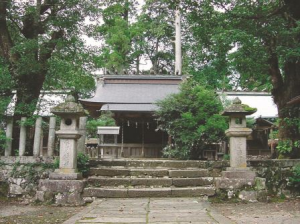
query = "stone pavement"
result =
(63, 197, 233, 224)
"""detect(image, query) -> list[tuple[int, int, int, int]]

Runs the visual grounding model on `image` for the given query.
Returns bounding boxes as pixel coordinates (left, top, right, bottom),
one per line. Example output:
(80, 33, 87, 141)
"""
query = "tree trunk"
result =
(271, 58, 300, 157)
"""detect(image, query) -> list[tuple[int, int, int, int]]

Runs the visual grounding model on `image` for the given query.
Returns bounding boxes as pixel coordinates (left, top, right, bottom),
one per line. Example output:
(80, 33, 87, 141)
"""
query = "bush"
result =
(289, 164, 300, 190)
(155, 80, 227, 159)
(86, 111, 116, 138)
(77, 152, 90, 175)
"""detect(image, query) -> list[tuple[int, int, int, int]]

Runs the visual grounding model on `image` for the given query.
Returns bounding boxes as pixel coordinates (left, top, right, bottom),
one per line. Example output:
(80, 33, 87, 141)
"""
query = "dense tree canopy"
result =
(1, 0, 300, 156)
(180, 0, 300, 155)
(0, 0, 100, 119)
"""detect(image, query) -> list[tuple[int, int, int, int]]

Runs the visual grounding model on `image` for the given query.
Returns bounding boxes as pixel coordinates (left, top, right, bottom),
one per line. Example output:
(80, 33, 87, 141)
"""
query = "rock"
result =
(55, 193, 68, 205)
(9, 184, 23, 195)
(83, 197, 93, 203)
(227, 190, 235, 199)
(35, 191, 45, 202)
(238, 190, 258, 202)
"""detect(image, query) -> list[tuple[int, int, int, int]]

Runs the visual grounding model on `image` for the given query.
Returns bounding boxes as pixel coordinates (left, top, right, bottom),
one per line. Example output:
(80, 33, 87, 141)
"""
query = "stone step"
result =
(83, 186, 216, 198)
(90, 159, 228, 169)
(222, 170, 256, 179)
(169, 169, 209, 178)
(89, 167, 169, 177)
(89, 167, 211, 178)
(87, 177, 214, 187)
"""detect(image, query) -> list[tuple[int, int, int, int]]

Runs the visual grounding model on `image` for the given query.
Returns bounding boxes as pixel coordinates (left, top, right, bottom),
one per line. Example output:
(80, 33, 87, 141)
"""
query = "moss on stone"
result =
(241, 104, 257, 113)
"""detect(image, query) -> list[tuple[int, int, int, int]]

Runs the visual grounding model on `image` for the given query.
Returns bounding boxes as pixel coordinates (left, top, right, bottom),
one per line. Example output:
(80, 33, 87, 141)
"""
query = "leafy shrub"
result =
(86, 111, 116, 138)
(156, 80, 227, 159)
(277, 140, 300, 157)
(77, 152, 90, 175)
(289, 164, 300, 190)
(277, 140, 293, 155)
(0, 129, 7, 155)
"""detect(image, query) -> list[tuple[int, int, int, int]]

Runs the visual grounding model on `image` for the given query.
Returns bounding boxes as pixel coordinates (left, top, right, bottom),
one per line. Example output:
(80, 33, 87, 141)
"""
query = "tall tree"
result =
(0, 0, 100, 119)
(94, 0, 141, 73)
(180, 0, 300, 154)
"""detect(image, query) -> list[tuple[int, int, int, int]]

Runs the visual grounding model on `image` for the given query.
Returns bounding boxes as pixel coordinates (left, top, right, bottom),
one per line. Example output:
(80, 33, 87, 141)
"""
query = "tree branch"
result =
(39, 29, 64, 63)
(0, 0, 17, 62)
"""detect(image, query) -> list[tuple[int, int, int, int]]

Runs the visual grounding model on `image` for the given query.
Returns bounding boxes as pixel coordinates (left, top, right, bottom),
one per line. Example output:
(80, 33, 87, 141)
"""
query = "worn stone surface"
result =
(238, 190, 258, 202)
(9, 184, 24, 195)
(222, 170, 256, 179)
(128, 188, 171, 197)
(38, 180, 86, 193)
(0, 156, 55, 164)
(169, 169, 208, 178)
(130, 168, 168, 177)
(171, 187, 215, 197)
(63, 198, 232, 224)
(88, 177, 131, 186)
(49, 172, 83, 180)
(172, 177, 213, 187)
(216, 178, 255, 189)
(89, 168, 130, 176)
(131, 178, 172, 187)
(83, 188, 128, 198)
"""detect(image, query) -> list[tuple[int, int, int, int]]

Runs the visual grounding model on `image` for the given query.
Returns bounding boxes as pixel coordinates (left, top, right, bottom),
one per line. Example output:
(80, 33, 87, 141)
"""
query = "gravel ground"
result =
(0, 199, 84, 224)
(212, 198, 300, 224)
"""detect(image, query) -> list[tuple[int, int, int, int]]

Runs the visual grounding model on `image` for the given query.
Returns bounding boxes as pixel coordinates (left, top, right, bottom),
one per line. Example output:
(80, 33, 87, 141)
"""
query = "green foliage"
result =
(223, 154, 230, 161)
(289, 164, 300, 190)
(277, 140, 293, 155)
(277, 140, 300, 157)
(156, 79, 227, 159)
(0, 1, 101, 118)
(246, 117, 256, 129)
(86, 112, 116, 138)
(53, 158, 60, 170)
(0, 129, 7, 154)
(77, 152, 90, 175)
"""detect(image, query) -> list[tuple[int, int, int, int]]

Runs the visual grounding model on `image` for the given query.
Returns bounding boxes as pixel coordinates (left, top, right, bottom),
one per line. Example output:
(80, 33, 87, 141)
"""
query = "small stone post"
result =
(47, 116, 56, 156)
(49, 95, 85, 180)
(5, 117, 13, 156)
(77, 116, 87, 154)
(33, 117, 43, 156)
(221, 97, 256, 169)
(19, 117, 27, 156)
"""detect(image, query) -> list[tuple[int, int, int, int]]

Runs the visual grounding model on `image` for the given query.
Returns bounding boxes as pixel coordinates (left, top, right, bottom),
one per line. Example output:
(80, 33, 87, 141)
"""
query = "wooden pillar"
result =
(142, 120, 145, 157)
(5, 118, 13, 156)
(121, 120, 124, 157)
(19, 117, 27, 156)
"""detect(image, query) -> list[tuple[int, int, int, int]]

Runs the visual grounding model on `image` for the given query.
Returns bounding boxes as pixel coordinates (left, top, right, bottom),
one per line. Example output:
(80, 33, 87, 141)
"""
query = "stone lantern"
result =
(50, 95, 85, 180)
(221, 97, 256, 169)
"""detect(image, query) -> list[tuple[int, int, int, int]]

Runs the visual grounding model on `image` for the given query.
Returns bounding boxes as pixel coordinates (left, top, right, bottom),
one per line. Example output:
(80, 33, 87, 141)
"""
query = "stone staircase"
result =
(83, 159, 221, 198)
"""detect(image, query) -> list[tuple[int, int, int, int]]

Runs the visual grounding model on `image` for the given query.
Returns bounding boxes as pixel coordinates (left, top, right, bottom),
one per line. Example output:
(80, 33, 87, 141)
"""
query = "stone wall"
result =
(0, 156, 56, 202)
(0, 157, 299, 204)
(249, 159, 300, 197)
